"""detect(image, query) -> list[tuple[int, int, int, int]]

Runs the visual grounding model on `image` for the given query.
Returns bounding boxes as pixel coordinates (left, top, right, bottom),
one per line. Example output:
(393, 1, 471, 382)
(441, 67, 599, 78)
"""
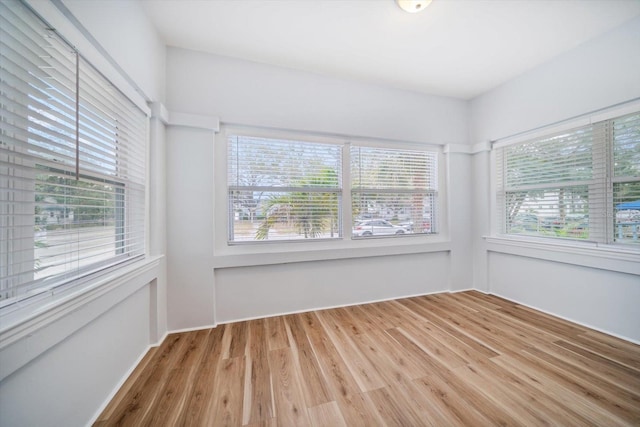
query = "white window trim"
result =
(484, 235, 640, 275)
(214, 125, 450, 266)
(488, 99, 640, 270)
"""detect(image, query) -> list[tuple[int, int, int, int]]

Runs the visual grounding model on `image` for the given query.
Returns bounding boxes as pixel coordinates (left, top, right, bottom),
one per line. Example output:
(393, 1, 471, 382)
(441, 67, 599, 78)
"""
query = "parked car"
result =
(541, 216, 564, 230)
(398, 220, 432, 233)
(353, 219, 406, 236)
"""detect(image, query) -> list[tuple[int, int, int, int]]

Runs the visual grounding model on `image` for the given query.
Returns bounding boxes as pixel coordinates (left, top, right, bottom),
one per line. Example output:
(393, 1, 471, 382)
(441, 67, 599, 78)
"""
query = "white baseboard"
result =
(215, 288, 449, 325)
(86, 343, 154, 427)
(486, 291, 640, 346)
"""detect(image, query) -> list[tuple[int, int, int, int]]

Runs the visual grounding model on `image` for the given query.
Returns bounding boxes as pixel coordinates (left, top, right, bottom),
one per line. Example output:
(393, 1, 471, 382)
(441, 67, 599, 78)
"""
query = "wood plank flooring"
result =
(94, 291, 640, 426)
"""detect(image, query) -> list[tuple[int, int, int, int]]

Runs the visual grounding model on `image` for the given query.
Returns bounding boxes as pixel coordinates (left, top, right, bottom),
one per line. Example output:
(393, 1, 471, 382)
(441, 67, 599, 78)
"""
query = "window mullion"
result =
(342, 143, 352, 239)
(589, 121, 609, 244)
(604, 120, 615, 244)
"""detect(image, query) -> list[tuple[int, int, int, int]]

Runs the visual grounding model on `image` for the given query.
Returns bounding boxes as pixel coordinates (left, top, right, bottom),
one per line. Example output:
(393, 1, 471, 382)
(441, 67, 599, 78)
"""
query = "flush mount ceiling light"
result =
(396, 0, 432, 13)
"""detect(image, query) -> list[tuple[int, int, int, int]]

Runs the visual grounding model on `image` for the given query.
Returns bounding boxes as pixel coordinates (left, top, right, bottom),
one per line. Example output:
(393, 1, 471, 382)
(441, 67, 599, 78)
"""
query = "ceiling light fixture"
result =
(395, 0, 432, 13)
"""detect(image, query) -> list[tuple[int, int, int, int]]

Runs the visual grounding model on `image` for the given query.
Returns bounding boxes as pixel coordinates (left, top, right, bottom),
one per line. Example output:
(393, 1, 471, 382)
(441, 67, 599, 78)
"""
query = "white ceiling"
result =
(140, 0, 640, 100)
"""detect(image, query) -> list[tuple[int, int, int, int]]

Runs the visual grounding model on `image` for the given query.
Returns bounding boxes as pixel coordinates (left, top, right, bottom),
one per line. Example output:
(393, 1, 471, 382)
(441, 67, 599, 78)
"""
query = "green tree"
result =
(35, 170, 117, 229)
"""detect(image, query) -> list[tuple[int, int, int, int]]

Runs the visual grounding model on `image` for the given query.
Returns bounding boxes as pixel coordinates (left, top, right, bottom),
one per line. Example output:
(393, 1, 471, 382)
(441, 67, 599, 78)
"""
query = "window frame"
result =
(492, 102, 640, 252)
(227, 134, 344, 244)
(350, 144, 439, 240)
(218, 125, 446, 260)
(0, 0, 149, 311)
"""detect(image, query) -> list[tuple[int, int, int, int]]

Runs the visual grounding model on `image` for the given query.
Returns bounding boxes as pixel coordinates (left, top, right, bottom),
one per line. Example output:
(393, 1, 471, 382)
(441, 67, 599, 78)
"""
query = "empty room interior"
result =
(1, 0, 640, 425)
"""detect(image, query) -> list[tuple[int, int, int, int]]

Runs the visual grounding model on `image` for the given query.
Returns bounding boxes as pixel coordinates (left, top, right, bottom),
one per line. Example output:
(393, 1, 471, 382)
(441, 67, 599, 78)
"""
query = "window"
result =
(228, 135, 342, 242)
(226, 130, 440, 243)
(0, 0, 147, 306)
(496, 111, 640, 245)
(613, 113, 640, 242)
(351, 146, 437, 237)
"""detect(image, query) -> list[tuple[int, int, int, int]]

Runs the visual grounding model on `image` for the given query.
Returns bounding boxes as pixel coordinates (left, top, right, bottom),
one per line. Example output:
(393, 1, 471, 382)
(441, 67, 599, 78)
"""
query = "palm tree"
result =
(255, 168, 339, 240)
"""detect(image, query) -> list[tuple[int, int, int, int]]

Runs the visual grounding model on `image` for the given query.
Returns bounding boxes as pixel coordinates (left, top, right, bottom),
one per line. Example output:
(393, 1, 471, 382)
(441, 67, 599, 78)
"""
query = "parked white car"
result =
(352, 219, 406, 237)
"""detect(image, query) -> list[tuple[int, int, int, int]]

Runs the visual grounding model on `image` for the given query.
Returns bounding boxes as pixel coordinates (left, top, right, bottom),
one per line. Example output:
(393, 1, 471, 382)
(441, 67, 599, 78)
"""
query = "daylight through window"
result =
(351, 146, 438, 238)
(228, 135, 342, 242)
(227, 133, 440, 243)
(496, 111, 640, 245)
(0, 0, 147, 306)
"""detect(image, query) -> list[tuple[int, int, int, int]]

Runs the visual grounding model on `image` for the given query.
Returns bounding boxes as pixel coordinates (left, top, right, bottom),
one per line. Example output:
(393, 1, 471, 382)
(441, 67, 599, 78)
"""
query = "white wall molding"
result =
(444, 142, 491, 154)
(216, 289, 447, 325)
(150, 102, 169, 124)
(168, 111, 220, 132)
(471, 141, 492, 153)
(485, 236, 640, 275)
(214, 241, 451, 269)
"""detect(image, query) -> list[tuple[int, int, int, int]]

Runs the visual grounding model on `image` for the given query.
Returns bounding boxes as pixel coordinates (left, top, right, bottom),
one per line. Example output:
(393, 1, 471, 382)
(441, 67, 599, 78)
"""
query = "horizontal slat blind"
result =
(496, 110, 639, 245)
(228, 135, 342, 241)
(503, 127, 596, 189)
(500, 125, 602, 240)
(351, 146, 437, 236)
(613, 113, 640, 179)
(351, 146, 437, 190)
(612, 113, 640, 243)
(0, 0, 147, 306)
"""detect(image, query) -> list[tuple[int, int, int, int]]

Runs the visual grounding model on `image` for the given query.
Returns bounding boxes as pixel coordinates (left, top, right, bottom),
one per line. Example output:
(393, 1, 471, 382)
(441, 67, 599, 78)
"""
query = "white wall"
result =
(470, 16, 640, 143)
(0, 285, 152, 427)
(149, 112, 168, 340)
(165, 47, 472, 327)
(216, 252, 449, 323)
(166, 126, 216, 331)
(166, 48, 467, 144)
(470, 150, 491, 292)
(488, 253, 640, 342)
(470, 16, 640, 342)
(446, 151, 474, 292)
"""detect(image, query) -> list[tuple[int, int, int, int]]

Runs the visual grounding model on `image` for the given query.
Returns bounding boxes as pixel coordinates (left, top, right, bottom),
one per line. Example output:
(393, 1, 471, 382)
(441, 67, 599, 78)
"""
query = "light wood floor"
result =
(95, 291, 640, 426)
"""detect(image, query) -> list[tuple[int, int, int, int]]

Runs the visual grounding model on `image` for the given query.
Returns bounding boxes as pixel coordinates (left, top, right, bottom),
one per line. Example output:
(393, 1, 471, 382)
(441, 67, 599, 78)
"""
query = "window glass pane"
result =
(352, 192, 435, 236)
(228, 135, 342, 242)
(34, 167, 125, 281)
(351, 146, 437, 238)
(498, 124, 599, 241)
(613, 113, 640, 178)
(230, 190, 341, 241)
(0, 0, 146, 306)
(497, 110, 640, 246)
(504, 128, 594, 188)
(505, 186, 589, 239)
(613, 113, 640, 244)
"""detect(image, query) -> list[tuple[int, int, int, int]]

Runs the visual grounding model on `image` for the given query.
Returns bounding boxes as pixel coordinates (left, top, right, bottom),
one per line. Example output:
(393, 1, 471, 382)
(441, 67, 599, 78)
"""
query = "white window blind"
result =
(351, 146, 437, 237)
(0, 0, 147, 306)
(228, 135, 342, 242)
(496, 111, 640, 245)
(613, 113, 640, 242)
